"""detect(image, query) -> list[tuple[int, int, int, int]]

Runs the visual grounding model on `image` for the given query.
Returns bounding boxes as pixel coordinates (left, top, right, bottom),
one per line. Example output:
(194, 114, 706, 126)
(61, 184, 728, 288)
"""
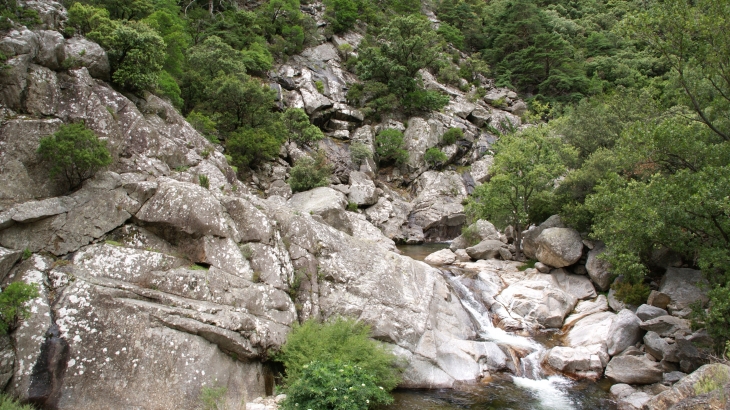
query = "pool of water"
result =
(397, 243, 451, 261)
(379, 376, 616, 410)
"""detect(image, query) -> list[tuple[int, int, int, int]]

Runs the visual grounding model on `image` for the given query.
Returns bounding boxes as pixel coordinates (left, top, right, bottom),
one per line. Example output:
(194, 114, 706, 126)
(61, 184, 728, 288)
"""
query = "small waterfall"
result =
(442, 270, 577, 410)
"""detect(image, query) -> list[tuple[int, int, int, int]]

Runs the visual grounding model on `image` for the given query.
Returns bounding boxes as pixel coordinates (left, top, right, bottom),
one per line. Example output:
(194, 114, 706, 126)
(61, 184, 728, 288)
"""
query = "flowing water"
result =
(388, 244, 617, 410)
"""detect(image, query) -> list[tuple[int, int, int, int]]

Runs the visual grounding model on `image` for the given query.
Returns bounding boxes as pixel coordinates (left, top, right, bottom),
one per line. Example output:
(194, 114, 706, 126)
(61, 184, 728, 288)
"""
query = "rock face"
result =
(605, 355, 664, 385)
(586, 241, 612, 291)
(534, 227, 584, 268)
(643, 364, 730, 410)
(522, 215, 565, 260)
(409, 171, 467, 241)
(658, 268, 709, 317)
(347, 171, 378, 206)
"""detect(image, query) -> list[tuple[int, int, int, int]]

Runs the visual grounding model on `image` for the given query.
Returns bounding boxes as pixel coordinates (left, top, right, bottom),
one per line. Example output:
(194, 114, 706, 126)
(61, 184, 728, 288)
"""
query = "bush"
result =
(612, 280, 651, 306)
(37, 122, 113, 190)
(441, 128, 463, 145)
(349, 142, 373, 166)
(424, 147, 448, 168)
(198, 174, 209, 189)
(0, 393, 35, 410)
(460, 224, 481, 247)
(282, 108, 324, 145)
(0, 282, 39, 335)
(226, 127, 283, 168)
(186, 111, 220, 144)
(280, 360, 394, 410)
(288, 153, 332, 193)
(374, 129, 409, 166)
(276, 317, 401, 391)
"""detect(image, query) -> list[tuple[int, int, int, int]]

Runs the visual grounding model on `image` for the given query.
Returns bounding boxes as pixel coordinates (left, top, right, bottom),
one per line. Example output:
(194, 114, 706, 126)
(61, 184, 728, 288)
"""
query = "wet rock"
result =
(586, 241, 612, 291)
(606, 309, 644, 356)
(605, 355, 664, 384)
(424, 249, 457, 266)
(535, 227, 584, 268)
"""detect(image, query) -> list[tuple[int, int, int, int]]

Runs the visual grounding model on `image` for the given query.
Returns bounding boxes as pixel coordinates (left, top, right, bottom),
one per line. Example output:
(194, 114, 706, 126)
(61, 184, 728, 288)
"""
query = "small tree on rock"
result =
(37, 122, 113, 190)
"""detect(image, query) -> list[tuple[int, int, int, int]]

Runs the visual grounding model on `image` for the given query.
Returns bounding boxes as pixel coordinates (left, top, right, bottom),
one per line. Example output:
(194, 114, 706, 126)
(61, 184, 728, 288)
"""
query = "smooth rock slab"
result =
(605, 355, 664, 385)
(424, 249, 457, 266)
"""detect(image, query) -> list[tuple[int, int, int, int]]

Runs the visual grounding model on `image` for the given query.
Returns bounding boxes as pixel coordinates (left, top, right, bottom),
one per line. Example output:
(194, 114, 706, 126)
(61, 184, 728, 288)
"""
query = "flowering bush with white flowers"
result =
(280, 360, 393, 410)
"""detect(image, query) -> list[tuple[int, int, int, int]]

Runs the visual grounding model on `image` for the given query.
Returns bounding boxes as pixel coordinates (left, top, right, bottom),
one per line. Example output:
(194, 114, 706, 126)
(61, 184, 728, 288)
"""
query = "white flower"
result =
(379, 386, 383, 390)
(361, 383, 365, 386)
(333, 388, 337, 391)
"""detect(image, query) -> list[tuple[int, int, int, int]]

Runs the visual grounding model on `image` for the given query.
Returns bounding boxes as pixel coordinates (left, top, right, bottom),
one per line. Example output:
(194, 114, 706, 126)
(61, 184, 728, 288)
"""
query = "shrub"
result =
(280, 360, 394, 410)
(199, 386, 227, 410)
(424, 147, 448, 168)
(288, 153, 332, 193)
(347, 201, 358, 211)
(276, 317, 401, 391)
(226, 127, 283, 168)
(374, 129, 408, 166)
(460, 224, 481, 247)
(0, 282, 40, 335)
(315, 80, 325, 94)
(0, 393, 35, 410)
(612, 280, 651, 306)
(441, 128, 463, 145)
(37, 122, 113, 190)
(282, 108, 324, 145)
(198, 174, 209, 189)
(349, 142, 373, 166)
(186, 111, 219, 144)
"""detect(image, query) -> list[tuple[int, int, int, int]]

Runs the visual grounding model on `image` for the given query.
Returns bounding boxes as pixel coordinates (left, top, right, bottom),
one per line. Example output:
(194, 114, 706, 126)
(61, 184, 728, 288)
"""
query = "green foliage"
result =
(276, 317, 401, 392)
(226, 127, 282, 168)
(349, 141, 373, 166)
(156, 70, 184, 109)
(21, 249, 31, 260)
(467, 126, 573, 259)
(347, 202, 359, 212)
(460, 224, 481, 247)
(288, 153, 332, 193)
(209, 74, 279, 132)
(280, 360, 394, 410)
(374, 129, 408, 166)
(0, 0, 40, 30)
(611, 280, 650, 306)
(199, 386, 227, 410)
(518, 259, 537, 272)
(187, 111, 219, 144)
(104, 21, 167, 91)
(0, 282, 40, 335)
(323, 0, 358, 34)
(693, 367, 729, 395)
(441, 128, 463, 145)
(315, 80, 324, 93)
(282, 108, 324, 145)
(424, 147, 448, 168)
(198, 174, 209, 189)
(37, 122, 113, 190)
(0, 393, 36, 410)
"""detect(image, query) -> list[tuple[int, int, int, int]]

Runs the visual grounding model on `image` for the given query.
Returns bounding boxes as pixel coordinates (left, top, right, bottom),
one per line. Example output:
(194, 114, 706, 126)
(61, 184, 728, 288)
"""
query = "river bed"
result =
(391, 243, 617, 410)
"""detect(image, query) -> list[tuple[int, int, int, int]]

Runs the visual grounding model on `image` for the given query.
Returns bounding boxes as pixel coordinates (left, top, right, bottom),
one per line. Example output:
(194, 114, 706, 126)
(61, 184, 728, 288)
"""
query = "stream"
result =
(386, 244, 617, 410)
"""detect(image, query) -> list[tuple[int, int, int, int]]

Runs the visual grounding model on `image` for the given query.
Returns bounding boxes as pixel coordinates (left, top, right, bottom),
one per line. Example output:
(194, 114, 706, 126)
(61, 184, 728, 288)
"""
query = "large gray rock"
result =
(640, 315, 692, 338)
(136, 177, 238, 239)
(605, 355, 664, 384)
(535, 227, 584, 268)
(347, 171, 378, 206)
(606, 309, 643, 356)
(62, 37, 110, 80)
(550, 268, 597, 300)
(546, 344, 608, 379)
(564, 295, 609, 327)
(465, 240, 506, 260)
(644, 331, 678, 362)
(10, 196, 75, 223)
(496, 274, 578, 328)
(610, 383, 653, 410)
(424, 249, 457, 266)
(643, 364, 730, 410)
(409, 171, 467, 241)
(659, 268, 709, 317)
(566, 311, 616, 348)
(0, 246, 22, 282)
(636, 304, 669, 321)
(522, 215, 565, 260)
(586, 241, 612, 291)
(287, 187, 350, 234)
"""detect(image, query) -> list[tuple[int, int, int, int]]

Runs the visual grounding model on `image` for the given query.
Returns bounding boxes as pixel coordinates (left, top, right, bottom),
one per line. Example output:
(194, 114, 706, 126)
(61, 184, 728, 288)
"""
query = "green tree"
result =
(209, 73, 279, 132)
(467, 126, 572, 259)
(374, 129, 408, 166)
(102, 21, 167, 91)
(37, 122, 113, 189)
(424, 147, 448, 168)
(282, 108, 324, 145)
(0, 282, 40, 335)
(226, 127, 282, 168)
(323, 0, 358, 34)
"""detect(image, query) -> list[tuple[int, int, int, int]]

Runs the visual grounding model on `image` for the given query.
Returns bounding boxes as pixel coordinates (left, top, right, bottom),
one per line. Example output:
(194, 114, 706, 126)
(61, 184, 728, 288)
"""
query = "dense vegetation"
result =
(0, 282, 39, 335)
(276, 317, 401, 409)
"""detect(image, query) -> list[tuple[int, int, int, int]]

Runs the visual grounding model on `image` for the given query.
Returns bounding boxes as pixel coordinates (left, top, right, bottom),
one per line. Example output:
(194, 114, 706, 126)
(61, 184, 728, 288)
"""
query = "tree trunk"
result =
(514, 224, 523, 261)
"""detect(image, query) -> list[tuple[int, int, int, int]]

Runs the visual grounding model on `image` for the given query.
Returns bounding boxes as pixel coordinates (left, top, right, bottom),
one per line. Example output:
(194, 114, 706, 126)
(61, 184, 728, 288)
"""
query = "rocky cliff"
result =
(0, 1, 528, 408)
